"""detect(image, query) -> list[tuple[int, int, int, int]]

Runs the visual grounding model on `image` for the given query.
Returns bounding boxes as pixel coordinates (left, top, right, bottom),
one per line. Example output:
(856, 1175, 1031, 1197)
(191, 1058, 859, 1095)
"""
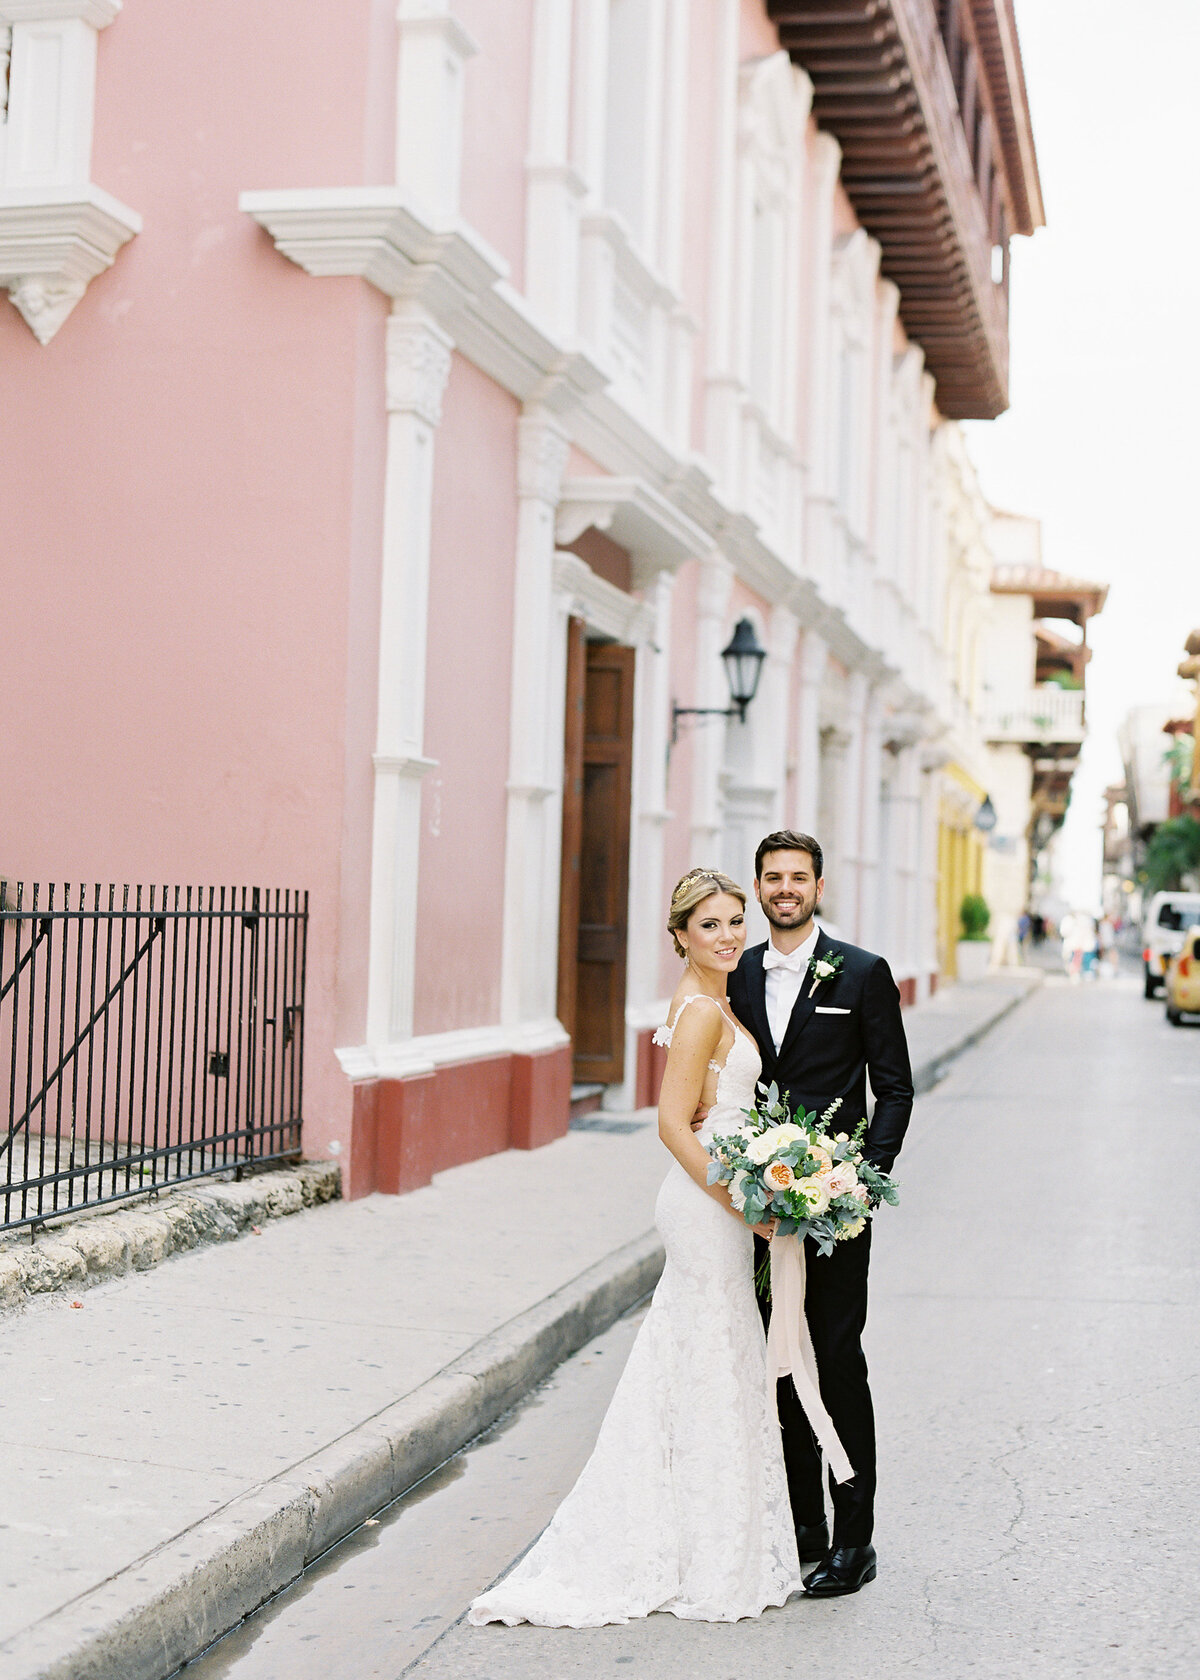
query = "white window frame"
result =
(0, 0, 140, 343)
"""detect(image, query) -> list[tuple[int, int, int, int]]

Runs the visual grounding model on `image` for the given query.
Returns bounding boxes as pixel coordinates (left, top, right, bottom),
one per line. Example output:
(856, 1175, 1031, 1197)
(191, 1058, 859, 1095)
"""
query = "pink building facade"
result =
(0, 0, 1041, 1195)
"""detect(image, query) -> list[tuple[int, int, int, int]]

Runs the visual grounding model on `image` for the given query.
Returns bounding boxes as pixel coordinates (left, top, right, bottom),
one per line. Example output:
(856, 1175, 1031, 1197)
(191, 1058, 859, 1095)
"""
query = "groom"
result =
(727, 829, 914, 1598)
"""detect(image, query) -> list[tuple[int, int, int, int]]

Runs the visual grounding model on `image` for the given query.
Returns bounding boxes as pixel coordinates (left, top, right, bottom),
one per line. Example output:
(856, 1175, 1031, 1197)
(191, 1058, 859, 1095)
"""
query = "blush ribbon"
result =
(766, 1234, 855, 1484)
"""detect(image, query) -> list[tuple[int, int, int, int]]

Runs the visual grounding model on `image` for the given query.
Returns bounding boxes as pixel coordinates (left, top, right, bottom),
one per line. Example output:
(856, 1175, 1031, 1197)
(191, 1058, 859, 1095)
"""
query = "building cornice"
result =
(243, 187, 912, 693)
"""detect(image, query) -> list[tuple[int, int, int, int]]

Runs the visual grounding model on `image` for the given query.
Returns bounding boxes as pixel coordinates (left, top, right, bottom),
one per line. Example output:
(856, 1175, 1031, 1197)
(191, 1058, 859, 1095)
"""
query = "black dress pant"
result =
(755, 1225, 876, 1547)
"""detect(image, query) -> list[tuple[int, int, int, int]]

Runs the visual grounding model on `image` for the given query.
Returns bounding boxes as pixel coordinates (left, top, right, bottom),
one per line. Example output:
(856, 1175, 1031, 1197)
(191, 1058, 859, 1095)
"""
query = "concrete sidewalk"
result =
(0, 973, 1038, 1680)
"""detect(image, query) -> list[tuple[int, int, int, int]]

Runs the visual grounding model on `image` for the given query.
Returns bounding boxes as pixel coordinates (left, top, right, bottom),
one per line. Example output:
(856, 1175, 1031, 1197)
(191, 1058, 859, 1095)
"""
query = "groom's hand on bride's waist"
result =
(690, 1104, 710, 1134)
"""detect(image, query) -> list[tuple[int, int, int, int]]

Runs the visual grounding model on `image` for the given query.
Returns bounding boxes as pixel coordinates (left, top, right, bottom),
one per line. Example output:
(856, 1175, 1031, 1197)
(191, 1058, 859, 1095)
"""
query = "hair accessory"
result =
(672, 866, 719, 902)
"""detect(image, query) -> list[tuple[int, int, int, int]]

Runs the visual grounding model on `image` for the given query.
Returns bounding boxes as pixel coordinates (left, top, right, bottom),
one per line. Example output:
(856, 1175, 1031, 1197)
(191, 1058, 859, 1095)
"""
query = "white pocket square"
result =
(814, 1006, 851, 1014)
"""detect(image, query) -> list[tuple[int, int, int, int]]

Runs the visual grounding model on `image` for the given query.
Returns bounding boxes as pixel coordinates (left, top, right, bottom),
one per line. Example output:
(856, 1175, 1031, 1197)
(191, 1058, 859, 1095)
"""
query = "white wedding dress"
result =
(469, 994, 802, 1628)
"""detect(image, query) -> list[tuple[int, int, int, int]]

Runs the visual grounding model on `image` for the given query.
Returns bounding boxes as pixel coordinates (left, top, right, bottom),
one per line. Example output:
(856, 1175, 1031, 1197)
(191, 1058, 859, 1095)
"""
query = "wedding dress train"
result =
(469, 996, 802, 1628)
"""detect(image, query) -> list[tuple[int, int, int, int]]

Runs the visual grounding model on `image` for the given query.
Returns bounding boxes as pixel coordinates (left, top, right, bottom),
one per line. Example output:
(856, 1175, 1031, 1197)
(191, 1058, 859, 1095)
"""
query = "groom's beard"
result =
(761, 889, 819, 933)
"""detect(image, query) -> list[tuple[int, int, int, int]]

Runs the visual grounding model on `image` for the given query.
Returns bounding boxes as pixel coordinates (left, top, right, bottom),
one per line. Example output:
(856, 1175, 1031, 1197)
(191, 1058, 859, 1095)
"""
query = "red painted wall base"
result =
(346, 1042, 572, 1197)
(634, 1027, 668, 1110)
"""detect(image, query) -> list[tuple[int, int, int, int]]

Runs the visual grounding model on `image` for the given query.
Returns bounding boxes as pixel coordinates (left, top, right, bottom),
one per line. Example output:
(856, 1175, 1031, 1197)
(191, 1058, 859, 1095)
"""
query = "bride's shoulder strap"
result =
(652, 992, 722, 1047)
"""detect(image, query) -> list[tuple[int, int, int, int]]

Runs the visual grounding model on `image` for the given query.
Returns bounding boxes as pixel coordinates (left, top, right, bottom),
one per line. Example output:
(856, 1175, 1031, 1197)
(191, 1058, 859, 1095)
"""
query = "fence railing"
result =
(1, 885, 307, 1232)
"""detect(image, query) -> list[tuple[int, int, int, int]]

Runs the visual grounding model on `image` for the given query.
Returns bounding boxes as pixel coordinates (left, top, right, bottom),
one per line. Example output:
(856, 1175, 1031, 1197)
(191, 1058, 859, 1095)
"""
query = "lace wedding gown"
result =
(469, 994, 802, 1628)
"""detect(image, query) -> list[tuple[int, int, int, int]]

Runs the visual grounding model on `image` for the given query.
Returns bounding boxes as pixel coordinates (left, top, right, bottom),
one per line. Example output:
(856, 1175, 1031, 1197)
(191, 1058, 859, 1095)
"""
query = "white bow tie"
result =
(763, 946, 811, 974)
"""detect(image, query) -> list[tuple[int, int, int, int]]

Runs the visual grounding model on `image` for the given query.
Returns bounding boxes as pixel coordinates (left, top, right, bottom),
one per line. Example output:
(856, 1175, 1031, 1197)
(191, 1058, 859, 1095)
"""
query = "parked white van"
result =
(1143, 892, 1200, 997)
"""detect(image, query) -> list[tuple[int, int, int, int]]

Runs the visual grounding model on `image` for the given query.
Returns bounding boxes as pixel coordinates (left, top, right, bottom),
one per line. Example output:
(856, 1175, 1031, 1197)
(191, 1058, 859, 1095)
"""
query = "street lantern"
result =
(671, 616, 767, 745)
(974, 794, 998, 834)
(720, 618, 767, 721)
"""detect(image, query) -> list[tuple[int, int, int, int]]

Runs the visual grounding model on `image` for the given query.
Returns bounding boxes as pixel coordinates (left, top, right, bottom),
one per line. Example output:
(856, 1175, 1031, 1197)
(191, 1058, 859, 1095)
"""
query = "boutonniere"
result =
(807, 951, 844, 998)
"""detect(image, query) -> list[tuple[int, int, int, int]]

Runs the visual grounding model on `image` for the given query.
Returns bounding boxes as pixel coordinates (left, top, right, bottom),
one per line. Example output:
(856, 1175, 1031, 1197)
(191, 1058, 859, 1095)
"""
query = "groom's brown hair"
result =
(755, 829, 823, 881)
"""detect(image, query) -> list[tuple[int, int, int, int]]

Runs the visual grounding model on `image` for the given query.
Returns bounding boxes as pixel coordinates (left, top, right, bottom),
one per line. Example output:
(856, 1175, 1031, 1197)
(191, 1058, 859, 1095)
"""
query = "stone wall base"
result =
(347, 1042, 572, 1196)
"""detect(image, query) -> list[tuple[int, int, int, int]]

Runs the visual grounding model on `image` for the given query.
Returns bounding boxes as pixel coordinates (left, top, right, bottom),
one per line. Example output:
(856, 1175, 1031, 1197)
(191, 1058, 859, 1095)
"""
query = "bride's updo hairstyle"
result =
(667, 868, 746, 958)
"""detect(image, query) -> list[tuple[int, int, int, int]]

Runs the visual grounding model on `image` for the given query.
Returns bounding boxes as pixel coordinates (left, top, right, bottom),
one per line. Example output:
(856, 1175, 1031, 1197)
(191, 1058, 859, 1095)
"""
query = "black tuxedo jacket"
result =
(727, 929, 914, 1172)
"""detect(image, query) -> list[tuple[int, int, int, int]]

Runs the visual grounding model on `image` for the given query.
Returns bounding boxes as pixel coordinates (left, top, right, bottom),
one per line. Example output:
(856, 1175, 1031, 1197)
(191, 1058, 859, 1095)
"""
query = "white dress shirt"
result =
(762, 922, 820, 1054)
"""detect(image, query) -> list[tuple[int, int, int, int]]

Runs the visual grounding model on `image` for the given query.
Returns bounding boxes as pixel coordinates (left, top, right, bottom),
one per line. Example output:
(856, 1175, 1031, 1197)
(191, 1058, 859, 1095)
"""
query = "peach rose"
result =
(764, 1160, 795, 1194)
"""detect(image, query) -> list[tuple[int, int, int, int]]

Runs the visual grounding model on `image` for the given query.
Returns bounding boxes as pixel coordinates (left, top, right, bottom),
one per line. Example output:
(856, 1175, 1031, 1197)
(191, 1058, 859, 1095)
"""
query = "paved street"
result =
(180, 970, 1200, 1680)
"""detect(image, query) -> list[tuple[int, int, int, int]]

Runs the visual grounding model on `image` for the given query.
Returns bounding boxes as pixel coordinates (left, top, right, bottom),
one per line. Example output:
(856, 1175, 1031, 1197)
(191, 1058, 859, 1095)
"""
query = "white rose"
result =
(825, 1162, 859, 1196)
(813, 1133, 837, 1154)
(796, 1175, 831, 1215)
(745, 1123, 804, 1164)
(728, 1169, 754, 1212)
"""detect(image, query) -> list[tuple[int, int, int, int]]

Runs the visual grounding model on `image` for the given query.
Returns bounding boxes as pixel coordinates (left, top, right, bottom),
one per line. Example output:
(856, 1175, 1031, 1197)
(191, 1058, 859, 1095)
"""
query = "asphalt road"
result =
(181, 970, 1200, 1680)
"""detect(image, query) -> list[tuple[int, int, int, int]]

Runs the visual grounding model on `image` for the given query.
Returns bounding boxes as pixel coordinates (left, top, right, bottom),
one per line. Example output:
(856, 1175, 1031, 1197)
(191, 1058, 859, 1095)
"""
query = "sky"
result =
(961, 0, 1200, 911)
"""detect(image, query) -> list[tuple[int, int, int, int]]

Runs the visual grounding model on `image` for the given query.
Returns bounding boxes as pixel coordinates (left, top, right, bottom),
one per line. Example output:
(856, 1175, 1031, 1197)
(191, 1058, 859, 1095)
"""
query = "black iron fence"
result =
(1, 885, 308, 1232)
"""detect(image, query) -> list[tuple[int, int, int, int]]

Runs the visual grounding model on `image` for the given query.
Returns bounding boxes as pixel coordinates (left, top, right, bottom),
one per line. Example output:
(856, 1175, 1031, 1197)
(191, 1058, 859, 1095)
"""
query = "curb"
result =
(0, 1163, 342, 1317)
(0, 1230, 665, 1680)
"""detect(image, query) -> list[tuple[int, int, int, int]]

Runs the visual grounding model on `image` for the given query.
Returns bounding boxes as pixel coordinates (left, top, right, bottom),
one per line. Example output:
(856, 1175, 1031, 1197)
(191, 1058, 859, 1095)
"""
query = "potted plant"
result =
(956, 893, 992, 982)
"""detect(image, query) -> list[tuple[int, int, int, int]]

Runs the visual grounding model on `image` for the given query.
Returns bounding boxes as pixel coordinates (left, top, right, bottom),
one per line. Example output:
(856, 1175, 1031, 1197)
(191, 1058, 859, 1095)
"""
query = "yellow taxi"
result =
(1166, 928, 1200, 1025)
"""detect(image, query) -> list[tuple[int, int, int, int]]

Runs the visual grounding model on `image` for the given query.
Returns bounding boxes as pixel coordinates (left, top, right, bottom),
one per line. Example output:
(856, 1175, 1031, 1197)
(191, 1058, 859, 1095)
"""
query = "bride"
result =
(469, 867, 804, 1628)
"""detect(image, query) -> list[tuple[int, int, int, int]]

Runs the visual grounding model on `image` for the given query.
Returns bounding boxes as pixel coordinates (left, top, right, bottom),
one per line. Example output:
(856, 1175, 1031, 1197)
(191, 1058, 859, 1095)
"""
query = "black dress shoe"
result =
(803, 1545, 877, 1596)
(796, 1522, 830, 1564)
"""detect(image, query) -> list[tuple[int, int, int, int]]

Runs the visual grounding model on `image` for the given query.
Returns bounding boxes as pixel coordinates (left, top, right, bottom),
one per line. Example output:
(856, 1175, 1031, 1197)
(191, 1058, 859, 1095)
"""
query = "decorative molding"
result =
(372, 752, 439, 778)
(555, 474, 708, 573)
(553, 552, 656, 646)
(385, 313, 453, 424)
(337, 1015, 569, 1084)
(517, 411, 570, 503)
(241, 187, 607, 412)
(0, 186, 141, 342)
(0, 0, 119, 21)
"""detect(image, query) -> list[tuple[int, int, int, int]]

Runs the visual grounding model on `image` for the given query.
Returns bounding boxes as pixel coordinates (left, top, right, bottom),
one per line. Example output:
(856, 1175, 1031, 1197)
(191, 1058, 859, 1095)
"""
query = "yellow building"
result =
(938, 763, 986, 980)
(932, 426, 992, 984)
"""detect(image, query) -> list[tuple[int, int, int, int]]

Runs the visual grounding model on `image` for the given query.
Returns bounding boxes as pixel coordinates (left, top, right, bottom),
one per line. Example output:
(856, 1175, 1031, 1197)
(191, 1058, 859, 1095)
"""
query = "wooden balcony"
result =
(768, 0, 1043, 420)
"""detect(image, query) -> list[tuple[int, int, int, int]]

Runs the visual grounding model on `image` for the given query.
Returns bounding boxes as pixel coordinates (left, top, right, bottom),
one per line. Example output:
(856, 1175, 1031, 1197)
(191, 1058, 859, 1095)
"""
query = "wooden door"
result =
(558, 637, 635, 1085)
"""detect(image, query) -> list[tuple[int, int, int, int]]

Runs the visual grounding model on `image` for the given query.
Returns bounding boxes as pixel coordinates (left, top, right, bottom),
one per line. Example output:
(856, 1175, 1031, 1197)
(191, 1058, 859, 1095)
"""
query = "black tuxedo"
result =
(727, 927, 914, 1548)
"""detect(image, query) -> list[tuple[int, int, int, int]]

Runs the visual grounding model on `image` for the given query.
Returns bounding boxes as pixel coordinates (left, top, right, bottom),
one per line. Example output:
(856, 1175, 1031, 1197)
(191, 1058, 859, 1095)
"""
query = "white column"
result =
(801, 133, 841, 596)
(610, 566, 675, 1109)
(791, 629, 827, 831)
(626, 567, 674, 1013)
(916, 748, 944, 998)
(765, 605, 799, 830)
(834, 670, 868, 939)
(500, 410, 573, 1048)
(688, 553, 734, 862)
(525, 0, 584, 337)
(367, 309, 454, 1048)
(395, 1, 479, 220)
(702, 0, 741, 501)
(894, 743, 923, 981)
(858, 686, 886, 950)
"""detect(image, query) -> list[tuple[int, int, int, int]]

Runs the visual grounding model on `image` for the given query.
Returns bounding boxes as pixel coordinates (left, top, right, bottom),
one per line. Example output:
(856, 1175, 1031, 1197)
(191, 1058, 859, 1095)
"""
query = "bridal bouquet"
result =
(706, 1087, 898, 1259)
